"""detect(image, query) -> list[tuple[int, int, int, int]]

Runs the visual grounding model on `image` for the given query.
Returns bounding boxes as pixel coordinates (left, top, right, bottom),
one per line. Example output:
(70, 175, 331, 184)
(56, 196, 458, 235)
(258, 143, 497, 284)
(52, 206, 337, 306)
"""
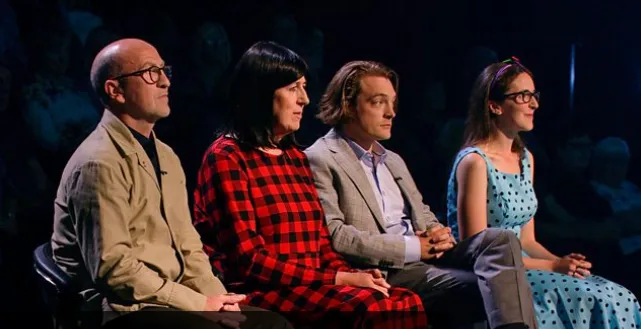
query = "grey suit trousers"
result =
(386, 228, 537, 329)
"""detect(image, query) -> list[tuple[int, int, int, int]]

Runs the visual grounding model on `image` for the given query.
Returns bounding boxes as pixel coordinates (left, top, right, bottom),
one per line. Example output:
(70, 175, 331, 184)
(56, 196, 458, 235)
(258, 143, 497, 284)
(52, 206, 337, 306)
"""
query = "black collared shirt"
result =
(128, 127, 162, 187)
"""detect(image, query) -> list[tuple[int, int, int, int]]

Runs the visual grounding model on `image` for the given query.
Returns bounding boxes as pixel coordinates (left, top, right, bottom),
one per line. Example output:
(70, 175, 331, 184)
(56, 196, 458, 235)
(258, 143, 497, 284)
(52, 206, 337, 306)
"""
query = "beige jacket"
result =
(51, 110, 226, 314)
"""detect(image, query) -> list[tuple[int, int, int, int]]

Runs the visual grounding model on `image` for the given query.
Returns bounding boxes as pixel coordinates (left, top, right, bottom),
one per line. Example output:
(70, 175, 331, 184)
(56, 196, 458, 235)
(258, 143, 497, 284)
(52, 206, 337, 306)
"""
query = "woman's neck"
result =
(258, 146, 283, 155)
(483, 127, 517, 155)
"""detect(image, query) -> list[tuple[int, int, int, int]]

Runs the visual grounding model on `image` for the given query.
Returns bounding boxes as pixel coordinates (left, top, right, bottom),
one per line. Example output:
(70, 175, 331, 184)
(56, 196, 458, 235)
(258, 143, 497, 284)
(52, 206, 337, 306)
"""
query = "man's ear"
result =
(105, 79, 125, 104)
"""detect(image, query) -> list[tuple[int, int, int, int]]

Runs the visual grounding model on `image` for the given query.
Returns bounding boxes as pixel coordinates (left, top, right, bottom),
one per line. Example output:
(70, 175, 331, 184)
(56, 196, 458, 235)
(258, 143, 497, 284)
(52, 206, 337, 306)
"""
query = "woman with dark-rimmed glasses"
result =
(447, 57, 641, 329)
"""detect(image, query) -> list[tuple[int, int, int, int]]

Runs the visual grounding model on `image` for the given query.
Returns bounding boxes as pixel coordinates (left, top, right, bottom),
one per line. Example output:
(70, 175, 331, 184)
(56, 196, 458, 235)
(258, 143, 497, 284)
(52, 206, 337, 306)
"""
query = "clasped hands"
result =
(416, 225, 457, 261)
(552, 253, 592, 279)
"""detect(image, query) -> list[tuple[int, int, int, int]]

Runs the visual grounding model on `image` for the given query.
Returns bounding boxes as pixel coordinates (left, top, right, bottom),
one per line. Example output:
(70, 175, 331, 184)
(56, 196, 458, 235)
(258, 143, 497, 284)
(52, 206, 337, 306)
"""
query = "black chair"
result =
(33, 242, 83, 329)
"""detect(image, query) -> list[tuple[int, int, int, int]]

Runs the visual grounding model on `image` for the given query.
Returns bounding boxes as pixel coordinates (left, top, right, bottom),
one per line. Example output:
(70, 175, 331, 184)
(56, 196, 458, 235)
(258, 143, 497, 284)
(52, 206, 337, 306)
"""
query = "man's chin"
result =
(375, 133, 392, 141)
(156, 108, 171, 119)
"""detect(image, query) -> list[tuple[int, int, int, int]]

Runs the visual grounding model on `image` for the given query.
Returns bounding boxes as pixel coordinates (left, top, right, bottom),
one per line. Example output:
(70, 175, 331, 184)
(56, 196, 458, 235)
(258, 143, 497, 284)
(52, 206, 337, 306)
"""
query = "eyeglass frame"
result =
(501, 90, 540, 104)
(108, 65, 172, 85)
(489, 56, 540, 104)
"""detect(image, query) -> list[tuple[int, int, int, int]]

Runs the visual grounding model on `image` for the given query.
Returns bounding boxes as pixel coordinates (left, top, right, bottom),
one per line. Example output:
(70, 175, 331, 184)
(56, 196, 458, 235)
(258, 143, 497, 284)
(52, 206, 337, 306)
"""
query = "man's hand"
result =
(428, 225, 457, 245)
(203, 294, 248, 329)
(416, 226, 455, 261)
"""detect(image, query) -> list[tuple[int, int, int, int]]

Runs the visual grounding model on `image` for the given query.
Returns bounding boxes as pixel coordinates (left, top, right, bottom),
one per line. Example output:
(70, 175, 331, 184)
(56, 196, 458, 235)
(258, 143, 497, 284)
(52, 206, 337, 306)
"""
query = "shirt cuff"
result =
(403, 235, 421, 264)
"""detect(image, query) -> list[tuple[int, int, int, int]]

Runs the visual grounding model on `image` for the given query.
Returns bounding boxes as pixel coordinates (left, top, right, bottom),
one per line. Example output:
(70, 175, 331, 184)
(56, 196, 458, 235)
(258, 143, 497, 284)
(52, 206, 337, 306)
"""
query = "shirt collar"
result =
(339, 131, 388, 163)
(99, 109, 158, 157)
(128, 126, 155, 148)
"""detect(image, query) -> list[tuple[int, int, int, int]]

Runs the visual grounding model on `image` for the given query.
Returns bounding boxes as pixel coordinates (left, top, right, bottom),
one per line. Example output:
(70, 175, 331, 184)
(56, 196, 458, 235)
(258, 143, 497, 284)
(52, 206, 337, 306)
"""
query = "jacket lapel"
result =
(135, 151, 160, 191)
(325, 129, 388, 231)
(99, 110, 160, 192)
(156, 144, 171, 209)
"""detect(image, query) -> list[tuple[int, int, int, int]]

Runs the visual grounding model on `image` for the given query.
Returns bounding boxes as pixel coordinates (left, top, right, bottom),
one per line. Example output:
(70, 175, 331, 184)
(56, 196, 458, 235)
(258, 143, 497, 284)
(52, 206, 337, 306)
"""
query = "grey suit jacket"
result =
(305, 128, 441, 270)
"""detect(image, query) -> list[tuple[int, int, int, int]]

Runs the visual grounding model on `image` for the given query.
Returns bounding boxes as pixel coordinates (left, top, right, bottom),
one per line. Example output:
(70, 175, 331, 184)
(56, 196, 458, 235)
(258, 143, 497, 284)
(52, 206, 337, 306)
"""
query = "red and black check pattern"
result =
(194, 137, 427, 329)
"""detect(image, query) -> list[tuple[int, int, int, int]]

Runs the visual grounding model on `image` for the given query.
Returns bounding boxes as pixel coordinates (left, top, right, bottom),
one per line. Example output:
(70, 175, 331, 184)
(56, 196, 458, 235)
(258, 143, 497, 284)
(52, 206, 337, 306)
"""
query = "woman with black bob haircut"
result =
(223, 40, 306, 149)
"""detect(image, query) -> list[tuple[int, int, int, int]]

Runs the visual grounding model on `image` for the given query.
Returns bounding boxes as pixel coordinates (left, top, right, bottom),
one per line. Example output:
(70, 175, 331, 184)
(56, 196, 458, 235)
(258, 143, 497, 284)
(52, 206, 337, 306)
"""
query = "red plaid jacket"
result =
(193, 137, 353, 289)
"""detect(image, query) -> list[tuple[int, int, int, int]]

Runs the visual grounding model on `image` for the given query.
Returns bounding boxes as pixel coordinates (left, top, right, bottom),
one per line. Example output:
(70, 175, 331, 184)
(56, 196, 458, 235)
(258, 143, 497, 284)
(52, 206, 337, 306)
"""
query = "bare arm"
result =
(516, 151, 560, 270)
(518, 151, 591, 277)
(456, 153, 491, 239)
(522, 217, 591, 277)
(520, 219, 559, 271)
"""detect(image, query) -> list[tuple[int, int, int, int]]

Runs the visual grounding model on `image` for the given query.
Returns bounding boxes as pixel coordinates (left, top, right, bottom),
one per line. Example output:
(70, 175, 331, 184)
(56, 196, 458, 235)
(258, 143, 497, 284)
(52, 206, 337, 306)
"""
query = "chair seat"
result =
(33, 242, 86, 329)
(34, 243, 72, 294)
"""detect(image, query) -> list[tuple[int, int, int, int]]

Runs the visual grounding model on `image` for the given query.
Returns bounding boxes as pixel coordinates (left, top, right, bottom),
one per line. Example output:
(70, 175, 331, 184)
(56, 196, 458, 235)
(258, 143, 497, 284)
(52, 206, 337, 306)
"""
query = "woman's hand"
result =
(552, 253, 592, 278)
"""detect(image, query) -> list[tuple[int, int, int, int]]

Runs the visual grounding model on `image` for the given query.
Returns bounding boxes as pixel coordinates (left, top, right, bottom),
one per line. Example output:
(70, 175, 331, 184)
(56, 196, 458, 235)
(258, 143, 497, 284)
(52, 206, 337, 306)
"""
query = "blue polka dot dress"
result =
(446, 146, 641, 329)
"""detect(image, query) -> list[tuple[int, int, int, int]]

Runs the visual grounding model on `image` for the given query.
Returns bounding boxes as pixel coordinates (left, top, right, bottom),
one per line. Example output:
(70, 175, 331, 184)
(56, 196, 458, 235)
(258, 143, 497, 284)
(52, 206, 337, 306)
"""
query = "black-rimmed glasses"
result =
(109, 65, 172, 85)
(502, 90, 540, 104)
